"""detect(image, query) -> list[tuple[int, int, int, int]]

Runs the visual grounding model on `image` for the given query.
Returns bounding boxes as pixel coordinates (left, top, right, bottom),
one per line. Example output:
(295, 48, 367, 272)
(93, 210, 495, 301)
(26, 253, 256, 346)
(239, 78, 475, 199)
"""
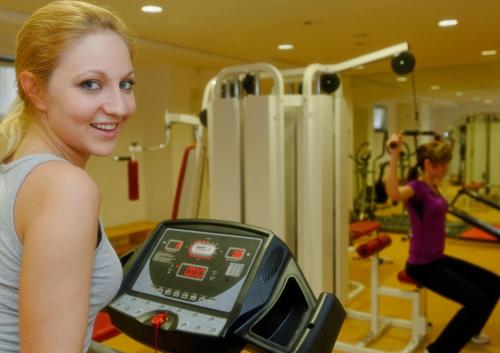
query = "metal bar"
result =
(0, 55, 15, 63)
(448, 207, 500, 240)
(280, 42, 410, 79)
(401, 130, 437, 136)
(461, 189, 500, 211)
(449, 188, 465, 207)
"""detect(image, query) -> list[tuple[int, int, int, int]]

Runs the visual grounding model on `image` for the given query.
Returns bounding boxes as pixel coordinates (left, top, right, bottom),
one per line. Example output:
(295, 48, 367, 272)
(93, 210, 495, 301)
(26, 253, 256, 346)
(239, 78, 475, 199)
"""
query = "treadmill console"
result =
(108, 219, 345, 353)
(132, 227, 262, 313)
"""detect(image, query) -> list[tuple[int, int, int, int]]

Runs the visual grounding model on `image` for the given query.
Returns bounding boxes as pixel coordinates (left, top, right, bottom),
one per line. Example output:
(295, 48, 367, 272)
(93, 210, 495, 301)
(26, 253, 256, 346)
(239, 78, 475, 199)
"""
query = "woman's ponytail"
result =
(406, 140, 452, 182)
(407, 164, 420, 181)
(0, 98, 29, 163)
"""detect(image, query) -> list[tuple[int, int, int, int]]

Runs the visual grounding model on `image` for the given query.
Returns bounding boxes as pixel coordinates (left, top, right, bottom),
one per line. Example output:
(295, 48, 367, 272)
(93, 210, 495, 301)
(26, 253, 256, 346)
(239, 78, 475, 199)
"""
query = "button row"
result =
(157, 287, 216, 303)
(110, 294, 227, 336)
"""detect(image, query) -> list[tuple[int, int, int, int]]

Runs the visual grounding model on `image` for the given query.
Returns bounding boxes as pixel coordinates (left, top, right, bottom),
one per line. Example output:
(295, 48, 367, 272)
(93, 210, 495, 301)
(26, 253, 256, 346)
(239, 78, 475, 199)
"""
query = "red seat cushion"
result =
(92, 311, 120, 342)
(349, 221, 381, 239)
(356, 234, 392, 258)
(460, 226, 499, 242)
(397, 269, 422, 287)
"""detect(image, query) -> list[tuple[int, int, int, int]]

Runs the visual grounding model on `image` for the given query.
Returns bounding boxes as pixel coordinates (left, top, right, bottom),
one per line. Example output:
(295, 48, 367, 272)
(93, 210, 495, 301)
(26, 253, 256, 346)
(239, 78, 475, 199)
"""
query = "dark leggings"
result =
(406, 255, 500, 353)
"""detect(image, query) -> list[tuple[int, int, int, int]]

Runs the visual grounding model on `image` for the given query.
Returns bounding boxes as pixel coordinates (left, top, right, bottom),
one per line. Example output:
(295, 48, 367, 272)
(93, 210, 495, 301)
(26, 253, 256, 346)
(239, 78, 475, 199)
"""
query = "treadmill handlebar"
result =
(294, 293, 346, 353)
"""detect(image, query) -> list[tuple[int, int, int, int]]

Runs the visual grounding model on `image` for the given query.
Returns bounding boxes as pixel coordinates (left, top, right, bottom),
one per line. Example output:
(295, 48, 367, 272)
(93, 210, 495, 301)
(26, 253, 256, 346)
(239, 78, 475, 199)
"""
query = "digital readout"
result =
(177, 263, 208, 281)
(188, 241, 217, 258)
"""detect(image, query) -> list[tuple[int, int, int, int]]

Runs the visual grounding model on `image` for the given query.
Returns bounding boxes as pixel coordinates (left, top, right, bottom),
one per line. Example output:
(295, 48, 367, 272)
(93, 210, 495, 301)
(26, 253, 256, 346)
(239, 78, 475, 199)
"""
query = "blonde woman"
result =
(386, 134, 499, 353)
(0, 1, 136, 352)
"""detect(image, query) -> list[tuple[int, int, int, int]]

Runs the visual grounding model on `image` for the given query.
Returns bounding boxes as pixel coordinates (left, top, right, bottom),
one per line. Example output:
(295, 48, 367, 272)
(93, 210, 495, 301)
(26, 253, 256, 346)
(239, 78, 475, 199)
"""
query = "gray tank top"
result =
(0, 154, 123, 353)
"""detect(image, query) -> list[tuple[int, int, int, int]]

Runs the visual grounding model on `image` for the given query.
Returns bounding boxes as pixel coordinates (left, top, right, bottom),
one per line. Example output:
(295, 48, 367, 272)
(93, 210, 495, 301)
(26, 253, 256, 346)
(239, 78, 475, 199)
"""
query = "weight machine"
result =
(114, 92, 208, 211)
(112, 42, 426, 353)
(205, 43, 413, 303)
(448, 186, 500, 241)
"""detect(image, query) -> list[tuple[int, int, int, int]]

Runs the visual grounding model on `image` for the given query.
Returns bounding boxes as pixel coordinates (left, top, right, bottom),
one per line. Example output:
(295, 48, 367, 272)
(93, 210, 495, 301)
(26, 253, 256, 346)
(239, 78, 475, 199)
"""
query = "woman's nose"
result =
(102, 87, 132, 117)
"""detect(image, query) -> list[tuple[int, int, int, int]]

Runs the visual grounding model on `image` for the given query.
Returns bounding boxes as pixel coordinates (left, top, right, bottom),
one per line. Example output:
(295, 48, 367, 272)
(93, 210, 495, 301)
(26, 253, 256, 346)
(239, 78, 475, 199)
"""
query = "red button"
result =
(231, 249, 244, 259)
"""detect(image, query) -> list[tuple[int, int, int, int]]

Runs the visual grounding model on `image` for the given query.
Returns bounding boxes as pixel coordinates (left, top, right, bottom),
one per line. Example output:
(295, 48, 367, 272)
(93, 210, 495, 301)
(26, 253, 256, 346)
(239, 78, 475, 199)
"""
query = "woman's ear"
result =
(19, 71, 47, 112)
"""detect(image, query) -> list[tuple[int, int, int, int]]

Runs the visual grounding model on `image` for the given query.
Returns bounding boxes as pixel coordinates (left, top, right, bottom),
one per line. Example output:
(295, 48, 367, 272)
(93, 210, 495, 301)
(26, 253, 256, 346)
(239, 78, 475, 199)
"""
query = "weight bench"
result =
(335, 235, 428, 353)
(348, 221, 382, 301)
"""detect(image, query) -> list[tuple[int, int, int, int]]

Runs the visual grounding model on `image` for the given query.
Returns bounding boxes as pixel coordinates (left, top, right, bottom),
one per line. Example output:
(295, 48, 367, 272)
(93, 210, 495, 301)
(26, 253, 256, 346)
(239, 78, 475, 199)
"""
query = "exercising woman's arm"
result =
(386, 133, 415, 202)
(16, 161, 100, 353)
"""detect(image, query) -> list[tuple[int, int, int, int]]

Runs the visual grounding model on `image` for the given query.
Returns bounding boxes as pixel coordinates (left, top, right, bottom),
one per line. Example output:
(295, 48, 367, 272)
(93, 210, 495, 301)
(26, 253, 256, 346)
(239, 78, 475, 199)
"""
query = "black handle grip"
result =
(401, 130, 436, 136)
(388, 141, 398, 149)
(114, 156, 132, 162)
(293, 292, 346, 353)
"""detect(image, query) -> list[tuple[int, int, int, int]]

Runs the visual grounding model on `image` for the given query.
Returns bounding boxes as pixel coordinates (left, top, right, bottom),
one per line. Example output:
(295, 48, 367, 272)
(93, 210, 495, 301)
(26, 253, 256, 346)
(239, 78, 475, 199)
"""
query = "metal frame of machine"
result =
(166, 42, 431, 353)
(204, 42, 411, 300)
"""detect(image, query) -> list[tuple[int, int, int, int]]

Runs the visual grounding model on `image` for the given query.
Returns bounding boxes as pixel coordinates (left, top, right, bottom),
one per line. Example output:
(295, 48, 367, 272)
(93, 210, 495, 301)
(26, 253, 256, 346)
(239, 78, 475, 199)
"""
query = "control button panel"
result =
(110, 294, 227, 336)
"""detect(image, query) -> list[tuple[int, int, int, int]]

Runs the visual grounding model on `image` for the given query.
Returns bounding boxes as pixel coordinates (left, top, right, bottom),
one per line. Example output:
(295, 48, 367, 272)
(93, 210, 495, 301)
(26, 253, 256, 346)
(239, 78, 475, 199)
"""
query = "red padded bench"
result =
(397, 269, 422, 288)
(349, 220, 381, 241)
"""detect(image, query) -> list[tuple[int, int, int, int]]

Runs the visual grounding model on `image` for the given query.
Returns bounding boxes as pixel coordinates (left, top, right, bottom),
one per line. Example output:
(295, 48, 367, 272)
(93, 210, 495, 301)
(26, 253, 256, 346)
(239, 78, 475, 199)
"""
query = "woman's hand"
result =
(385, 132, 415, 201)
(386, 133, 402, 157)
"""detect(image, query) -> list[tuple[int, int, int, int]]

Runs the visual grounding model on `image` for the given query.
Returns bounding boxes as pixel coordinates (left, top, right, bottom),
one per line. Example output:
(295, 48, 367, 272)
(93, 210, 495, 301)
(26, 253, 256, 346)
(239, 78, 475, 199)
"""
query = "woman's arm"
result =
(385, 133, 415, 202)
(16, 161, 100, 353)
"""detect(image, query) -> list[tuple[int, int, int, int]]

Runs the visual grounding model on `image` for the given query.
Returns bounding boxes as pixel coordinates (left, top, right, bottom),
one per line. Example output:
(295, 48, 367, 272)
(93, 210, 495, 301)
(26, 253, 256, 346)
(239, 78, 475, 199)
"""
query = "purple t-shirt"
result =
(405, 180, 448, 264)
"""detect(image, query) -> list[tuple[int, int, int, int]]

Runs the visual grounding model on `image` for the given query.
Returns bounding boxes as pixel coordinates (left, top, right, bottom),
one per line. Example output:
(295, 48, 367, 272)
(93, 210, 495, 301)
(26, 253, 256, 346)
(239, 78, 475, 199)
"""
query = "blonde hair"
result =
(416, 140, 453, 169)
(0, 0, 135, 162)
(408, 140, 453, 180)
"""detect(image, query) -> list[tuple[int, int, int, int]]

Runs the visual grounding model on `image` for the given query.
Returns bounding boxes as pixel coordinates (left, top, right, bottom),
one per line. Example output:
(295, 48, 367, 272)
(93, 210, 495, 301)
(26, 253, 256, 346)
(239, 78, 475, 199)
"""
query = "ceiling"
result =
(1, 0, 500, 109)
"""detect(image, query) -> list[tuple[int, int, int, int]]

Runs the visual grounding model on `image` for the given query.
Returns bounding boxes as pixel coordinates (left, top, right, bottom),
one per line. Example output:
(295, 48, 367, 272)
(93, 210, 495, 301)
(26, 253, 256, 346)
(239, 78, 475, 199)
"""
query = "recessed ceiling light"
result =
(484, 99, 493, 104)
(438, 19, 458, 27)
(141, 5, 163, 13)
(278, 43, 294, 51)
(455, 91, 464, 96)
(481, 49, 497, 56)
(473, 96, 481, 101)
(396, 76, 407, 82)
(430, 85, 441, 90)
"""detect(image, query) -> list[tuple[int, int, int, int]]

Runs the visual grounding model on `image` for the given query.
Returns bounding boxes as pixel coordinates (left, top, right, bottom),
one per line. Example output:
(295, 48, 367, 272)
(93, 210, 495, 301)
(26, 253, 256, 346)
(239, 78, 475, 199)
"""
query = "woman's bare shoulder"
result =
(26, 160, 99, 197)
(15, 160, 100, 240)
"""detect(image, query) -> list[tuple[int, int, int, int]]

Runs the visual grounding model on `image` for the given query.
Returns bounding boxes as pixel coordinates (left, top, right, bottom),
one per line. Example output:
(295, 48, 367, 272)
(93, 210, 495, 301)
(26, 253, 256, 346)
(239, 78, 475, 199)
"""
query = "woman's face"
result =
(41, 30, 136, 165)
(426, 160, 449, 183)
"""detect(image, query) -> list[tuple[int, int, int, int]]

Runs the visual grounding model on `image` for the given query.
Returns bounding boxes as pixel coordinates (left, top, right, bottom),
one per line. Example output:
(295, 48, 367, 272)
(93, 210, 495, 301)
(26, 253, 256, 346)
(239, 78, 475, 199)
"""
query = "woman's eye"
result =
(80, 80, 101, 90)
(120, 79, 135, 90)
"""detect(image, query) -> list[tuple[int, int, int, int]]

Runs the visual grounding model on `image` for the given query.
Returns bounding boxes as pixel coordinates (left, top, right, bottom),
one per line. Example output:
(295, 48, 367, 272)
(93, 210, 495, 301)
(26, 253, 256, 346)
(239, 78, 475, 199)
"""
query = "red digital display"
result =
(226, 247, 246, 261)
(177, 264, 207, 281)
(231, 249, 244, 259)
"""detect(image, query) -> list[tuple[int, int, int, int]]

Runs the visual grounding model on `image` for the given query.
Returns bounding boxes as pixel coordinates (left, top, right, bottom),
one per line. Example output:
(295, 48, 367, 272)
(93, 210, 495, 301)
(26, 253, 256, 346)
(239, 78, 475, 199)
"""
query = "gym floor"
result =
(102, 193, 499, 353)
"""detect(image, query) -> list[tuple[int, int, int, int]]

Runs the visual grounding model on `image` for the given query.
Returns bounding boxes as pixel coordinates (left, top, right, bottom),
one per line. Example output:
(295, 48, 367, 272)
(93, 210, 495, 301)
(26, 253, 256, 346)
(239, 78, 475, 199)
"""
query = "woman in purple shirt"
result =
(386, 133, 499, 353)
